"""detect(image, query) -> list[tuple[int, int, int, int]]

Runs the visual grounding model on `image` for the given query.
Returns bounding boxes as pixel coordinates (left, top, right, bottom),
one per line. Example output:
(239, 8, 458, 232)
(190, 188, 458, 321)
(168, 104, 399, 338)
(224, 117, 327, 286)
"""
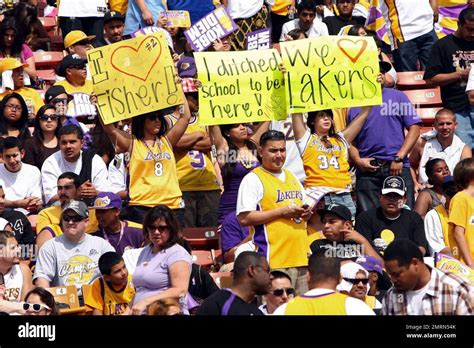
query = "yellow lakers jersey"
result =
(285, 292, 348, 315)
(36, 205, 99, 235)
(365, 295, 377, 309)
(251, 167, 308, 269)
(127, 137, 183, 208)
(449, 191, 474, 262)
(167, 113, 219, 192)
(301, 133, 351, 189)
(85, 275, 135, 315)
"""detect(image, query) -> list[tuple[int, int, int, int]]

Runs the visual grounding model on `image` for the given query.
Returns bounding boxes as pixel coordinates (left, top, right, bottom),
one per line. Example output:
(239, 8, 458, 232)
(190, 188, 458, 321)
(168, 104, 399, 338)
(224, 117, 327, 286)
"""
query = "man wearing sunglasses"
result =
(54, 54, 96, 119)
(34, 200, 114, 297)
(259, 270, 295, 315)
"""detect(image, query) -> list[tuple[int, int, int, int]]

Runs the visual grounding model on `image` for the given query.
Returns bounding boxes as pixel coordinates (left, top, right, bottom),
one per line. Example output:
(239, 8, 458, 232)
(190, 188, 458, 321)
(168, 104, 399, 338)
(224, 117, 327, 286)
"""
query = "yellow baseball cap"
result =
(0, 58, 28, 73)
(64, 30, 96, 48)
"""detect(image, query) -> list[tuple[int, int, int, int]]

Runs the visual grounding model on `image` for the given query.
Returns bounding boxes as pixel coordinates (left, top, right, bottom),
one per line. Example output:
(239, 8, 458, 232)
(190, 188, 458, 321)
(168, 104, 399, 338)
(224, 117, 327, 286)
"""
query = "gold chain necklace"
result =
(142, 137, 163, 162)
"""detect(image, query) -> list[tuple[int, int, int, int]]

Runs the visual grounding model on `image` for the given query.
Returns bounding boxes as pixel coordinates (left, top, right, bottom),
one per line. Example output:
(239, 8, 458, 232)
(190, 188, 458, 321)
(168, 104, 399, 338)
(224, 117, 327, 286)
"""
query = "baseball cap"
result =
(64, 30, 96, 48)
(44, 85, 73, 104)
(356, 256, 383, 275)
(61, 200, 89, 218)
(93, 192, 122, 210)
(0, 58, 28, 73)
(103, 11, 125, 24)
(381, 176, 406, 196)
(177, 56, 197, 78)
(56, 54, 88, 77)
(317, 204, 352, 222)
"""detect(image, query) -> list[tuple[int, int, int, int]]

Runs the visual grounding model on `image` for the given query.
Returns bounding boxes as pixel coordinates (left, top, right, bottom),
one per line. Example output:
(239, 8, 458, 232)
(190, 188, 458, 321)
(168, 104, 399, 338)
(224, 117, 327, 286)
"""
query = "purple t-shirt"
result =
(91, 221, 144, 255)
(347, 88, 421, 167)
(132, 243, 192, 305)
(220, 212, 249, 253)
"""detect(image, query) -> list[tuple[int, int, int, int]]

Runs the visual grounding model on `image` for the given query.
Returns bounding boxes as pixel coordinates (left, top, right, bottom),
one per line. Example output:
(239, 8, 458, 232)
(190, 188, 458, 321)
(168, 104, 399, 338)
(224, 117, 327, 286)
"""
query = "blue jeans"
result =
(392, 30, 438, 72)
(323, 192, 356, 220)
(455, 106, 474, 149)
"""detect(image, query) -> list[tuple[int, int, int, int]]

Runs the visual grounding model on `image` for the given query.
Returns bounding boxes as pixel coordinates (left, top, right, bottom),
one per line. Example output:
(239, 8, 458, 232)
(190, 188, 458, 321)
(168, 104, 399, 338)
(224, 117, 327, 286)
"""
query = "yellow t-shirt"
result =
(166, 114, 219, 192)
(251, 167, 308, 269)
(108, 0, 129, 14)
(301, 133, 351, 190)
(285, 292, 348, 315)
(36, 205, 99, 235)
(84, 275, 135, 315)
(272, 0, 292, 15)
(0, 87, 44, 115)
(54, 80, 96, 117)
(332, 108, 347, 132)
(127, 137, 183, 208)
(307, 224, 324, 250)
(448, 191, 474, 262)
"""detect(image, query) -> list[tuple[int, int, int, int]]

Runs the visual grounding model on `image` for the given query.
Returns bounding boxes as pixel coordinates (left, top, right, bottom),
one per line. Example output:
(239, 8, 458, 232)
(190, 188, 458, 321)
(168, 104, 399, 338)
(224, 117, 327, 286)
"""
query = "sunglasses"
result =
(52, 98, 68, 104)
(39, 114, 59, 121)
(69, 64, 86, 70)
(272, 287, 295, 297)
(74, 40, 90, 46)
(344, 277, 369, 285)
(23, 302, 50, 312)
(148, 224, 170, 232)
(146, 114, 161, 121)
(62, 215, 84, 222)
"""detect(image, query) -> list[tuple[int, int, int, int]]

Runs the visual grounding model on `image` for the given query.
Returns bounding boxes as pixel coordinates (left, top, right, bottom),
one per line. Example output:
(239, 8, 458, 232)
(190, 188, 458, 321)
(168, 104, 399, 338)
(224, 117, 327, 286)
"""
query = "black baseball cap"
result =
(103, 11, 125, 24)
(382, 176, 407, 196)
(56, 54, 87, 77)
(45, 85, 73, 104)
(317, 204, 352, 222)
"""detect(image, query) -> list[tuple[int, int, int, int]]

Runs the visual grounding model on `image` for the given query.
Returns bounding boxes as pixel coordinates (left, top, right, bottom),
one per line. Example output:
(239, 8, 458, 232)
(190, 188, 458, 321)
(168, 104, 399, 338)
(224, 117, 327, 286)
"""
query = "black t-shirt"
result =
(196, 289, 263, 316)
(355, 208, 428, 253)
(424, 34, 474, 112)
(310, 239, 361, 260)
(323, 15, 366, 35)
(1, 209, 35, 247)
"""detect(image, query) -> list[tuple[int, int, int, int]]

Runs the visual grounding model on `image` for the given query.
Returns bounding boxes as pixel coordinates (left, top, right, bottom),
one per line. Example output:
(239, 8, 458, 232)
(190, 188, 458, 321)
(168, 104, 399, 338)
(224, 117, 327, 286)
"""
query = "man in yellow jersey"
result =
(237, 130, 312, 294)
(273, 255, 375, 315)
(85, 251, 135, 315)
(36, 172, 99, 250)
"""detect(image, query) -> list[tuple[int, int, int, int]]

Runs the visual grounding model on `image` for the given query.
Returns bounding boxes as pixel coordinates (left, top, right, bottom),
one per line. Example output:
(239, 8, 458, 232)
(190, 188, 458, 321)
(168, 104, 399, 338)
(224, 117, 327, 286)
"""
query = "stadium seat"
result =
(396, 71, 427, 90)
(36, 69, 56, 87)
(182, 227, 220, 250)
(191, 250, 214, 268)
(46, 285, 88, 315)
(39, 17, 58, 33)
(34, 51, 64, 69)
(210, 272, 233, 288)
(403, 88, 443, 107)
(416, 107, 442, 126)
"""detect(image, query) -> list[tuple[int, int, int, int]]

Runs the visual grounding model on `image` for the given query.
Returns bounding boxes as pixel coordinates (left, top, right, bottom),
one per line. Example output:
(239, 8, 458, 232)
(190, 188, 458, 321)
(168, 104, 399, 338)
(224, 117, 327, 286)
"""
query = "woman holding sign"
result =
(102, 96, 192, 224)
(291, 106, 373, 218)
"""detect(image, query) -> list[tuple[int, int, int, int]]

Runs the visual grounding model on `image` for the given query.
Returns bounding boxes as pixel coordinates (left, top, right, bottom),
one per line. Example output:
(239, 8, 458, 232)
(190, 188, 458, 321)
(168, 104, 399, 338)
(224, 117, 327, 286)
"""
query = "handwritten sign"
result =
(435, 253, 474, 284)
(87, 32, 183, 124)
(130, 26, 160, 38)
(184, 7, 237, 52)
(161, 10, 191, 28)
(246, 28, 271, 50)
(195, 50, 286, 126)
(280, 36, 382, 113)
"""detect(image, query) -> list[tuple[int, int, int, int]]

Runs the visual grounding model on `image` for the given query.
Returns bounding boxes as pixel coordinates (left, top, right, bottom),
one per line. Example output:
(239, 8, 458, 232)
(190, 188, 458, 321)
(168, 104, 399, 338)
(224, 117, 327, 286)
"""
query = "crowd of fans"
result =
(0, 0, 472, 317)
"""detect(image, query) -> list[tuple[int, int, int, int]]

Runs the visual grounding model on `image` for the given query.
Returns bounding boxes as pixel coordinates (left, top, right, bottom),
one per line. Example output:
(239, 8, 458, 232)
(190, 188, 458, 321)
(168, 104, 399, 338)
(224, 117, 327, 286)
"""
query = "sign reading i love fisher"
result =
(87, 32, 183, 124)
(280, 36, 382, 113)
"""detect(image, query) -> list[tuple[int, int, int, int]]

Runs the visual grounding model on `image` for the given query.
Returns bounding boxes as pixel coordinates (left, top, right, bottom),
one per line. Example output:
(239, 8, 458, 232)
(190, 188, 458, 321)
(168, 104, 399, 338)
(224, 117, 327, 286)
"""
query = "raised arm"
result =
(341, 106, 372, 143)
(166, 94, 192, 148)
(101, 118, 132, 154)
(291, 113, 307, 141)
(250, 121, 270, 145)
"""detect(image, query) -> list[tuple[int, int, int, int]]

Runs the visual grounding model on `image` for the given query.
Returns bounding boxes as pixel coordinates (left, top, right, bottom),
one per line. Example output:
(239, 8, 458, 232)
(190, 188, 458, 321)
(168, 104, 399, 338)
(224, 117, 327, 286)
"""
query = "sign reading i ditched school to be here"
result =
(87, 32, 183, 124)
(195, 49, 287, 126)
(280, 36, 382, 113)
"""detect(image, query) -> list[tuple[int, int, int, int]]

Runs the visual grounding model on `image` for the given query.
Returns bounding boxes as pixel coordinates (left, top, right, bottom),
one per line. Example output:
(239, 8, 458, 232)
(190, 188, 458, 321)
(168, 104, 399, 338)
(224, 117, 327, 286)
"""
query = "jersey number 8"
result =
(154, 162, 164, 176)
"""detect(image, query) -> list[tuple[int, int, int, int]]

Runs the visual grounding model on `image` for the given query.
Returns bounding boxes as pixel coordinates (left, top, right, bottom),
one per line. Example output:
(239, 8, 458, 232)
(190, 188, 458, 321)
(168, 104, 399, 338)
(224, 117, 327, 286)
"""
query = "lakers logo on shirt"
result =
(275, 190, 304, 203)
(58, 255, 97, 285)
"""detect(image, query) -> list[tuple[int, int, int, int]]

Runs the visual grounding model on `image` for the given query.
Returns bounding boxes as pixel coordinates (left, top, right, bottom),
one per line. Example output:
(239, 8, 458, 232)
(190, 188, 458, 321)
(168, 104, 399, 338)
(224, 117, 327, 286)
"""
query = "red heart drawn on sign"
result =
(337, 38, 368, 63)
(110, 36, 162, 82)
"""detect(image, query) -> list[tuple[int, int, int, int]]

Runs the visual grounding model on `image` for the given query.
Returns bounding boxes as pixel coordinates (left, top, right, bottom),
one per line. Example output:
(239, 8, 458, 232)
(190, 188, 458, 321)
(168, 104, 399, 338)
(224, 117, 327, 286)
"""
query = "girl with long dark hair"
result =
(0, 92, 31, 143)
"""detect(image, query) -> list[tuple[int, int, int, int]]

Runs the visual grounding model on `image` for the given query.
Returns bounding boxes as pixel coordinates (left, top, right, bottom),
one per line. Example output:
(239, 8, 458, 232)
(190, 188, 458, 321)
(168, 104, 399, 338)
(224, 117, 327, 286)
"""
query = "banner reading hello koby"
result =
(195, 49, 287, 126)
(280, 36, 382, 113)
(87, 32, 183, 124)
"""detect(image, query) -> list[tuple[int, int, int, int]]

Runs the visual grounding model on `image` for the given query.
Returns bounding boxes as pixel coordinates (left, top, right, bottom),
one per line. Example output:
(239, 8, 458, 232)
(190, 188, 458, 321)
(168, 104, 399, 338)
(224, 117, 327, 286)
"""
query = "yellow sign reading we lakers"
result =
(280, 36, 382, 113)
(87, 32, 183, 124)
(195, 50, 287, 126)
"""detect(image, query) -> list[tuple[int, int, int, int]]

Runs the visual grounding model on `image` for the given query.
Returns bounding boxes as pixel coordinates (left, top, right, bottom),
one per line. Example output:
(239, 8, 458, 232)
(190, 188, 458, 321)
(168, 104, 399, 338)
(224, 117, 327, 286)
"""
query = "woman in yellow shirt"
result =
(102, 93, 191, 224)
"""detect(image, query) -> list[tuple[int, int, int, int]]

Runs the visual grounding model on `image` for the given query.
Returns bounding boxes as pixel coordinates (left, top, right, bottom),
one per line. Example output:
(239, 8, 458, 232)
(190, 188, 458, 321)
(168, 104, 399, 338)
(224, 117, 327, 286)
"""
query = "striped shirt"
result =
(382, 267, 474, 315)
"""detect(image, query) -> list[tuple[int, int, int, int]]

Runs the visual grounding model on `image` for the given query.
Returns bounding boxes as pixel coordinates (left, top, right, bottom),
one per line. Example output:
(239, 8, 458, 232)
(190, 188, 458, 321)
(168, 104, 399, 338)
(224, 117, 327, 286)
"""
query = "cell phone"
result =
(0, 274, 4, 286)
(301, 204, 309, 209)
(370, 159, 383, 167)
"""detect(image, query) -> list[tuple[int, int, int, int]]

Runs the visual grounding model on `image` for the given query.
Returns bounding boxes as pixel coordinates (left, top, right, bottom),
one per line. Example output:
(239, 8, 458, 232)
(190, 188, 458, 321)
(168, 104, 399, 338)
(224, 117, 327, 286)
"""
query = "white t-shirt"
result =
(236, 169, 306, 216)
(424, 208, 447, 255)
(280, 18, 329, 41)
(0, 163, 42, 215)
(466, 68, 474, 92)
(122, 247, 145, 275)
(406, 281, 430, 315)
(58, 0, 107, 17)
(273, 288, 375, 315)
(41, 150, 110, 204)
(270, 118, 306, 183)
(227, 0, 274, 19)
(108, 154, 126, 193)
